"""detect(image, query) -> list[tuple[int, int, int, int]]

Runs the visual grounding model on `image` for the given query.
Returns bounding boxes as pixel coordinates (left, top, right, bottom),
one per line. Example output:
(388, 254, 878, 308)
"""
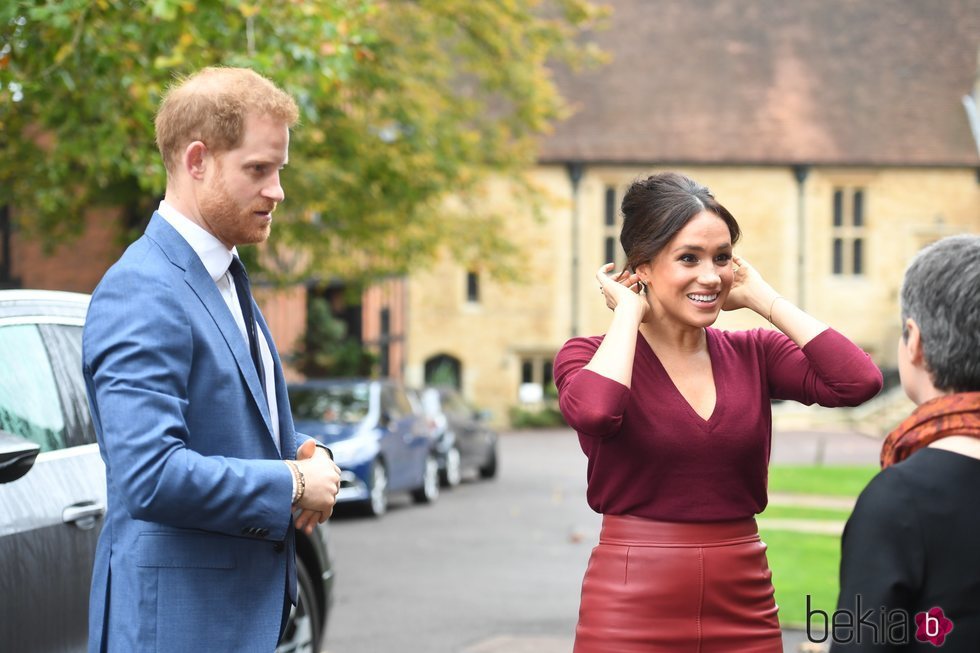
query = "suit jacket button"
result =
(241, 527, 251, 536)
(258, 528, 269, 538)
(273, 542, 285, 553)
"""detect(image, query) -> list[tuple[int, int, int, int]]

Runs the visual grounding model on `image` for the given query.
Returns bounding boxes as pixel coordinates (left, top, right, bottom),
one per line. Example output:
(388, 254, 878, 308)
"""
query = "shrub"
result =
(508, 405, 566, 428)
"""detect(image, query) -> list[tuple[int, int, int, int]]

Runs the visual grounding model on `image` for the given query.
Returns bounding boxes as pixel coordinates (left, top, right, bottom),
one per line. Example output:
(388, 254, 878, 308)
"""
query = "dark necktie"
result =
(227, 256, 266, 393)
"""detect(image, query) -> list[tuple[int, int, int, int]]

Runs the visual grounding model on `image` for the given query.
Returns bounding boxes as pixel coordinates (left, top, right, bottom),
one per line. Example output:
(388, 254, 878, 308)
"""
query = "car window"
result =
(289, 383, 370, 425)
(421, 388, 441, 416)
(0, 324, 68, 452)
(392, 387, 413, 418)
(39, 324, 96, 447)
(443, 390, 471, 419)
(381, 386, 414, 421)
(380, 386, 400, 420)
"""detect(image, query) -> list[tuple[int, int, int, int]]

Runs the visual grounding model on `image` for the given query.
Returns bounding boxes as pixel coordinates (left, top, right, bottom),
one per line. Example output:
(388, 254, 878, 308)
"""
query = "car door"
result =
(442, 388, 481, 464)
(379, 384, 425, 491)
(0, 320, 106, 653)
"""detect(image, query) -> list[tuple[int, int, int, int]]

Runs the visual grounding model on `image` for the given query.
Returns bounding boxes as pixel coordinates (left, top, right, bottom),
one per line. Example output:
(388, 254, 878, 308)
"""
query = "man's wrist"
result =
(285, 460, 305, 505)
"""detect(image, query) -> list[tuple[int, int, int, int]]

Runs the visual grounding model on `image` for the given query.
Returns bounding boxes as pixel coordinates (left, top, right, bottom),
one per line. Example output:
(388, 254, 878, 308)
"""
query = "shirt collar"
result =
(157, 200, 238, 282)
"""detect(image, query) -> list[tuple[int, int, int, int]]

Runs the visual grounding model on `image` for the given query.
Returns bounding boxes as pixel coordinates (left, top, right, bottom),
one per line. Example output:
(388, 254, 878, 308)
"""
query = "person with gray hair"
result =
(832, 234, 980, 651)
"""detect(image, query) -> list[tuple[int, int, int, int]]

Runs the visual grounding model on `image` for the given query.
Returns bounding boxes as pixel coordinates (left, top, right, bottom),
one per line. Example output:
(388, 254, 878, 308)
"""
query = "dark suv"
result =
(0, 290, 333, 653)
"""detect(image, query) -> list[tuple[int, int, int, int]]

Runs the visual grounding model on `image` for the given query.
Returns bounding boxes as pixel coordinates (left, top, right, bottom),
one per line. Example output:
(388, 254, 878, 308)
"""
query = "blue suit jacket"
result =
(83, 215, 303, 652)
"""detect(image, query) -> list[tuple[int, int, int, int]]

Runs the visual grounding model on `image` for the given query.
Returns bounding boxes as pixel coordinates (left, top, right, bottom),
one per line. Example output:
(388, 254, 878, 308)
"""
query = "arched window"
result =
(424, 354, 461, 389)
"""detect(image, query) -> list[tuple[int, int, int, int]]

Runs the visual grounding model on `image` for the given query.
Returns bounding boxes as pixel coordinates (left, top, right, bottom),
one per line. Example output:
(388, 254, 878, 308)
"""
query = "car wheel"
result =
(412, 453, 440, 504)
(365, 459, 389, 517)
(276, 556, 321, 653)
(478, 446, 498, 479)
(439, 445, 462, 488)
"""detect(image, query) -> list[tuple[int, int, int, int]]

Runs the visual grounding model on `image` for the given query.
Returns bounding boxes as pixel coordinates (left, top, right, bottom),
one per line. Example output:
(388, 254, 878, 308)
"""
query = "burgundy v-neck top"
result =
(554, 327, 883, 522)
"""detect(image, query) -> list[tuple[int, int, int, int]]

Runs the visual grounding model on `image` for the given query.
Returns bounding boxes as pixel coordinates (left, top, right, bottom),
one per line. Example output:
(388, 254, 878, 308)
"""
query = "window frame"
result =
(830, 187, 867, 277)
(602, 185, 625, 269)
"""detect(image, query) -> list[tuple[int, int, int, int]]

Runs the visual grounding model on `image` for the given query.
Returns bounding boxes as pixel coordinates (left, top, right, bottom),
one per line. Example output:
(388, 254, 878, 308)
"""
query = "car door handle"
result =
(63, 501, 105, 530)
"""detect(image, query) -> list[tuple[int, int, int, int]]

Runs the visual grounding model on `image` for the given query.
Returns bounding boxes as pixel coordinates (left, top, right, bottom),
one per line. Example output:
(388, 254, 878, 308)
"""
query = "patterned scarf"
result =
(880, 392, 980, 468)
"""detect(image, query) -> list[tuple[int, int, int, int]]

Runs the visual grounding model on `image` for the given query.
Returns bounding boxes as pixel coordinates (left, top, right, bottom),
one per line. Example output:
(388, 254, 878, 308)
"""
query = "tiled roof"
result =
(539, 0, 980, 166)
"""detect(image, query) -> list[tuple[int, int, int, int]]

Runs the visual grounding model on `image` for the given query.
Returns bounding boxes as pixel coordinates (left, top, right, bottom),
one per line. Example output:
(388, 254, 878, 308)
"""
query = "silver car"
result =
(0, 290, 333, 653)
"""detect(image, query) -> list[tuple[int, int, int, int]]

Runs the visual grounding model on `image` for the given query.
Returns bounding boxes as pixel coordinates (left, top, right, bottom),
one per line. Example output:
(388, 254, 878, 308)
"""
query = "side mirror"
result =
(0, 431, 41, 484)
(474, 409, 492, 423)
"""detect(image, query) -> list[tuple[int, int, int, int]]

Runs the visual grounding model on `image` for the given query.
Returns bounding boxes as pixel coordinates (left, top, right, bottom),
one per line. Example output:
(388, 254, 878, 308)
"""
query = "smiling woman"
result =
(553, 171, 883, 653)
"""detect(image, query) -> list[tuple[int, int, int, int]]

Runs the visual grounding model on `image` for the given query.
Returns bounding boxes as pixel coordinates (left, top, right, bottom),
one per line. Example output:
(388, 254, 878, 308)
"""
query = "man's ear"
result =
(183, 141, 209, 180)
(905, 318, 925, 366)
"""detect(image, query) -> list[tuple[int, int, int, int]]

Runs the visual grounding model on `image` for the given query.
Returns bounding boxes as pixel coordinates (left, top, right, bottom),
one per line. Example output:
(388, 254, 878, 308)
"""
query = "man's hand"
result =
(293, 439, 341, 534)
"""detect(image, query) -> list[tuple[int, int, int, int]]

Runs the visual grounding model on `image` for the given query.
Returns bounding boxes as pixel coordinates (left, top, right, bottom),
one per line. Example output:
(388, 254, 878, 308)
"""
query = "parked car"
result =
(410, 386, 499, 487)
(0, 289, 333, 653)
(288, 379, 440, 517)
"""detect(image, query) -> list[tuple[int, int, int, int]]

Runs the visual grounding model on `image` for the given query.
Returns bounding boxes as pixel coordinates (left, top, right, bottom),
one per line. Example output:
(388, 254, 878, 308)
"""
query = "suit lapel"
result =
(256, 311, 297, 458)
(145, 215, 275, 439)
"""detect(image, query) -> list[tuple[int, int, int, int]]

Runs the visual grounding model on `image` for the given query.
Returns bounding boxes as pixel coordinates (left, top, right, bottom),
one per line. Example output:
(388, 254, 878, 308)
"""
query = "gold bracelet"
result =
(286, 461, 305, 505)
(767, 296, 784, 324)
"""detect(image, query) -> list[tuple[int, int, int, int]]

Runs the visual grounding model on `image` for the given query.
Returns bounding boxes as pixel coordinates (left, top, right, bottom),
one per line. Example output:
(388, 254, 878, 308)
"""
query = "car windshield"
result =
(289, 383, 370, 425)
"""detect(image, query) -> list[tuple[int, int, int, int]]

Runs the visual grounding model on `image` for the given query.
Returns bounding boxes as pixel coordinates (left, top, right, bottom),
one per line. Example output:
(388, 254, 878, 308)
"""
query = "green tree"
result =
(291, 295, 375, 377)
(0, 0, 606, 281)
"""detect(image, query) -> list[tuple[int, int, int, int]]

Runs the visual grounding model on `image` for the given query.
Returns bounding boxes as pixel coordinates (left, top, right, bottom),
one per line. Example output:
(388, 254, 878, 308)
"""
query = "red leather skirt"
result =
(574, 514, 781, 653)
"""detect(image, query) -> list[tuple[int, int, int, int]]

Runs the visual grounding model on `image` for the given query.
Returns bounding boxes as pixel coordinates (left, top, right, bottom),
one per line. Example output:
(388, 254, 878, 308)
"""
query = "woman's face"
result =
(637, 210, 734, 328)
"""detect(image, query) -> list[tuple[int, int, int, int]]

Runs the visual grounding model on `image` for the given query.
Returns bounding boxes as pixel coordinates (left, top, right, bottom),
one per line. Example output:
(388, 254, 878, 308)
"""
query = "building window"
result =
(604, 237, 617, 266)
(521, 360, 534, 385)
(831, 187, 867, 276)
(466, 271, 480, 303)
(424, 353, 461, 389)
(832, 238, 844, 275)
(852, 190, 864, 227)
(604, 187, 617, 226)
(602, 186, 624, 268)
(518, 355, 557, 403)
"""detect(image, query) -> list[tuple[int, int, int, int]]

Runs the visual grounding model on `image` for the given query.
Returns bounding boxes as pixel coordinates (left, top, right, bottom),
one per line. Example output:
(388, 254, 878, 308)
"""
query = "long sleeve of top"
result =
(553, 327, 882, 521)
(831, 448, 980, 652)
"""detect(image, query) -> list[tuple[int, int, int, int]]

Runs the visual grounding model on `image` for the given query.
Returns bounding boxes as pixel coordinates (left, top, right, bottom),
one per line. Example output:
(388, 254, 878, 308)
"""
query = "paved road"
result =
(322, 429, 597, 653)
(321, 427, 882, 653)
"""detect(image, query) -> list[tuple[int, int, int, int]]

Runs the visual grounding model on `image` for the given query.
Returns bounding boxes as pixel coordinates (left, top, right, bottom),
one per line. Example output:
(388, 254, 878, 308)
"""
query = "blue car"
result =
(288, 379, 439, 517)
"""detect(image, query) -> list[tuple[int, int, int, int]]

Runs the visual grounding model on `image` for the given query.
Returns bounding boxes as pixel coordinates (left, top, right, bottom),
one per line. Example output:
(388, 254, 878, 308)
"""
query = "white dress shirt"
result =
(157, 201, 281, 451)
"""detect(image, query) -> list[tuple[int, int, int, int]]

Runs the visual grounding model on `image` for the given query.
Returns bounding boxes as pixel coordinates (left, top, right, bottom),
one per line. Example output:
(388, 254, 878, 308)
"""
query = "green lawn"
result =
(759, 504, 852, 521)
(761, 465, 881, 628)
(762, 529, 842, 628)
(767, 464, 878, 496)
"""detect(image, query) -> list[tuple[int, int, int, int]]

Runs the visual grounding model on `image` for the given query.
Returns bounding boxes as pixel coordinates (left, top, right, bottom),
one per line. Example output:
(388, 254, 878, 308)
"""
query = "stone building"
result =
(397, 0, 980, 423)
(5, 1, 979, 427)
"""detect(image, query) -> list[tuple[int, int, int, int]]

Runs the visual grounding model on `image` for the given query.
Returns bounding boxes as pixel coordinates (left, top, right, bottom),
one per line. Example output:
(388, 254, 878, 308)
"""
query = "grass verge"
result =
(761, 465, 880, 628)
(762, 529, 841, 628)
(767, 464, 878, 497)
(759, 505, 851, 521)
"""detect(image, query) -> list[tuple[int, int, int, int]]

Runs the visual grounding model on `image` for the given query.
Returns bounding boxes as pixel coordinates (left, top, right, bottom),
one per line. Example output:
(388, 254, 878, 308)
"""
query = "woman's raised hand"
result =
(596, 263, 648, 323)
(723, 255, 779, 315)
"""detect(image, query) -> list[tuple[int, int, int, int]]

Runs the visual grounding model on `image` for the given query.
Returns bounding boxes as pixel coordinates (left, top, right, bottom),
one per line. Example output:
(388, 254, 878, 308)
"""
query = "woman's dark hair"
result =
(620, 172, 741, 271)
(900, 234, 980, 392)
